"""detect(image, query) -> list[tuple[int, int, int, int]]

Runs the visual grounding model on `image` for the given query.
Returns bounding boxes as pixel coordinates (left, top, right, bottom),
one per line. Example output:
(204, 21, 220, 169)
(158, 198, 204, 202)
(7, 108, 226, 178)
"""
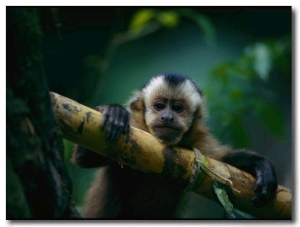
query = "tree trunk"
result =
(6, 7, 79, 219)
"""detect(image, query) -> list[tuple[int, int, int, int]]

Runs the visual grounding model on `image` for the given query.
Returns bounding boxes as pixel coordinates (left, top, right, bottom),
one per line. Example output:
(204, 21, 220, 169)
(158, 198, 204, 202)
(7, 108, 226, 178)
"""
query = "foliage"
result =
(63, 8, 217, 209)
(205, 36, 291, 147)
(85, 7, 215, 105)
(127, 8, 215, 43)
(55, 8, 291, 218)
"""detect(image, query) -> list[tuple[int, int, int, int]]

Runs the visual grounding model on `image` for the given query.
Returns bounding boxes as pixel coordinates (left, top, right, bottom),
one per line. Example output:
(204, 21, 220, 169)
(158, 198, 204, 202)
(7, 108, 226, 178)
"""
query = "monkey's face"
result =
(145, 98, 193, 145)
(142, 75, 203, 145)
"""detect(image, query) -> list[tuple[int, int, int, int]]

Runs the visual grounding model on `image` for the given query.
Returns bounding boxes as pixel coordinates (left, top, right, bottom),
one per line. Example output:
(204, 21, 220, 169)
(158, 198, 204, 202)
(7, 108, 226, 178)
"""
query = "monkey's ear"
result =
(127, 91, 144, 112)
(196, 97, 208, 120)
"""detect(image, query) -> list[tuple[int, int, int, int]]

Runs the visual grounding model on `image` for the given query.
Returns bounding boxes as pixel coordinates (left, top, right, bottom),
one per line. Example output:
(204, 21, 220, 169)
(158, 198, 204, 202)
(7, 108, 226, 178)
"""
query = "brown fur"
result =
(72, 75, 276, 218)
(73, 90, 232, 219)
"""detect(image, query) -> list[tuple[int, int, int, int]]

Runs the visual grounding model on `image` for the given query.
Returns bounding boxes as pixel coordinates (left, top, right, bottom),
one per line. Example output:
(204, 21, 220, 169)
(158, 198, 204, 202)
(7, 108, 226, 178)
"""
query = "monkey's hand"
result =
(222, 150, 278, 207)
(251, 157, 278, 207)
(95, 104, 130, 142)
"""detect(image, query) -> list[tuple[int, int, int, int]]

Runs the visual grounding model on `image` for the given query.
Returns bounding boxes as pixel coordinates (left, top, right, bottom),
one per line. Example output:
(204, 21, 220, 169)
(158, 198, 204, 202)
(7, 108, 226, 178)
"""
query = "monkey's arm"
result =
(72, 145, 112, 168)
(72, 104, 130, 168)
(192, 131, 278, 207)
(221, 150, 278, 207)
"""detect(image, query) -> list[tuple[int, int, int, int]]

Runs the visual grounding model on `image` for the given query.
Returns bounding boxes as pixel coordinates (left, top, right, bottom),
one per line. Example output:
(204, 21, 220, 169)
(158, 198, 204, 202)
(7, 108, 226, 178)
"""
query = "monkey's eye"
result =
(172, 104, 184, 113)
(154, 102, 166, 111)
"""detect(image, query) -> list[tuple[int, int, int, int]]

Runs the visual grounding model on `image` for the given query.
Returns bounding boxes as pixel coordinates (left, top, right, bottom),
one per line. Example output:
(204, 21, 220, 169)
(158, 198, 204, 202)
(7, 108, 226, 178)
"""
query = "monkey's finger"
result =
(100, 107, 110, 129)
(106, 117, 116, 141)
(112, 127, 122, 142)
(252, 179, 277, 208)
(114, 108, 128, 132)
(121, 119, 130, 143)
(252, 183, 270, 208)
(253, 186, 266, 206)
(122, 112, 129, 133)
(251, 194, 267, 208)
(101, 113, 109, 130)
(122, 114, 130, 143)
(110, 119, 122, 142)
(110, 113, 125, 141)
(95, 105, 108, 129)
(253, 177, 263, 193)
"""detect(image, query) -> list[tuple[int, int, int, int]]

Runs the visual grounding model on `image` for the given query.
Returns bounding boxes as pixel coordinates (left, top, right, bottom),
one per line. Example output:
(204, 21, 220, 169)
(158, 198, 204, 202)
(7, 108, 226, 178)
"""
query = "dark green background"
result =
(42, 7, 292, 218)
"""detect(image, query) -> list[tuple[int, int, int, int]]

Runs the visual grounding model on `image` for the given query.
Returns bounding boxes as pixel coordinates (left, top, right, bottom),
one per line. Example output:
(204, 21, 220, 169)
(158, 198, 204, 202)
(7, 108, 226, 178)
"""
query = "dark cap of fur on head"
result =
(162, 73, 203, 96)
(140, 72, 204, 116)
(142, 73, 203, 96)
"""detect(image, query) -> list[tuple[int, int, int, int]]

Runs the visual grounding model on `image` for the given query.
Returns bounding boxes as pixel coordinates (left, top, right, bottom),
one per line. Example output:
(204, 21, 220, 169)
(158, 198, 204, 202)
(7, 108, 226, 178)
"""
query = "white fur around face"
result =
(142, 75, 202, 113)
(126, 75, 204, 145)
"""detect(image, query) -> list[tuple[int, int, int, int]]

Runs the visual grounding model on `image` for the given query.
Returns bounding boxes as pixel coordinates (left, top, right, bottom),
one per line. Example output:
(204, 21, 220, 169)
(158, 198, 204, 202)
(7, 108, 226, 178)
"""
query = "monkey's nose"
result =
(161, 113, 174, 122)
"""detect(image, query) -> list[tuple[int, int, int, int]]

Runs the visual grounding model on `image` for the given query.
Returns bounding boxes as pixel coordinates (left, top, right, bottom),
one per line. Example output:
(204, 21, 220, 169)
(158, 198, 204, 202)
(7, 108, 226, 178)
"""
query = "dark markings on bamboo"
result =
(162, 147, 176, 177)
(77, 118, 85, 134)
(85, 112, 92, 123)
(62, 103, 71, 112)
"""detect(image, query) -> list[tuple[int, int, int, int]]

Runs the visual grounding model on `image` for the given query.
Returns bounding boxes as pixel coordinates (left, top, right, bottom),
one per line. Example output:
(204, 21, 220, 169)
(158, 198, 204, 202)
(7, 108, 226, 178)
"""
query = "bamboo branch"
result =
(50, 92, 292, 219)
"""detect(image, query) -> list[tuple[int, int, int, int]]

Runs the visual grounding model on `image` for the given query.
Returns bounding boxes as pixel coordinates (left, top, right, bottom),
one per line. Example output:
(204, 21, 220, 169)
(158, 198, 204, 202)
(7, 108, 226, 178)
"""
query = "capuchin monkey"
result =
(72, 73, 278, 219)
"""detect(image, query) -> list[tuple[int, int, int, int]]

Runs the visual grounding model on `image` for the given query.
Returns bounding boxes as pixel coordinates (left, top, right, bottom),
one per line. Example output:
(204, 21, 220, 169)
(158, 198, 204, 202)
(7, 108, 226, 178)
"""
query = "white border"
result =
(1, 0, 298, 6)
(2, 2, 298, 227)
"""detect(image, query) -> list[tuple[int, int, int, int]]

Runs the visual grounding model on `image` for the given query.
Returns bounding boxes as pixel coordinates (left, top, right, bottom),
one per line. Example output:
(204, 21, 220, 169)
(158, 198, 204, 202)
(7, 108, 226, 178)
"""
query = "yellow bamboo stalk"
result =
(50, 92, 292, 219)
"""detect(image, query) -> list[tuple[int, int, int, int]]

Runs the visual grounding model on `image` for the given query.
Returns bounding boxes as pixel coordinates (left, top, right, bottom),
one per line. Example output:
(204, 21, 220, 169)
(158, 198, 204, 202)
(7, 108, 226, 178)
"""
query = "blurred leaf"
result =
(255, 102, 286, 138)
(63, 139, 74, 162)
(254, 44, 272, 81)
(212, 62, 252, 81)
(158, 11, 179, 28)
(208, 36, 290, 147)
(125, 9, 181, 43)
(128, 9, 156, 34)
(193, 14, 215, 44)
(230, 88, 243, 102)
(176, 9, 215, 44)
(210, 63, 230, 86)
(245, 43, 272, 81)
(269, 36, 291, 73)
(127, 8, 216, 45)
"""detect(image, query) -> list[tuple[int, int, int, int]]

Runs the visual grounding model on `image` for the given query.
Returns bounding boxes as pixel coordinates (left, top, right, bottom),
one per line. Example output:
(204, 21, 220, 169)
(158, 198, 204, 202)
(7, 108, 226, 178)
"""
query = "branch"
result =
(50, 92, 292, 219)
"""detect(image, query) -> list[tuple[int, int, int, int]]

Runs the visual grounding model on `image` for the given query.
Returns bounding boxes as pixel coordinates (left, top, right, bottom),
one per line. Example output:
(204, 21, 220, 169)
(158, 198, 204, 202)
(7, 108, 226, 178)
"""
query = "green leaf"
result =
(128, 9, 156, 33)
(194, 14, 215, 44)
(245, 43, 272, 81)
(158, 11, 179, 28)
(230, 88, 243, 102)
(210, 63, 230, 85)
(256, 102, 286, 138)
(211, 62, 252, 82)
(176, 9, 215, 44)
(213, 181, 235, 218)
(63, 139, 74, 161)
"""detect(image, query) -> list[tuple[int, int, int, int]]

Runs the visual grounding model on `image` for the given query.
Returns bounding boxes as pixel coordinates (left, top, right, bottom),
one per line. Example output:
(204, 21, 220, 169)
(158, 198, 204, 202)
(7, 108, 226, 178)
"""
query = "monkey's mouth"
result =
(154, 126, 180, 132)
(152, 126, 182, 144)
